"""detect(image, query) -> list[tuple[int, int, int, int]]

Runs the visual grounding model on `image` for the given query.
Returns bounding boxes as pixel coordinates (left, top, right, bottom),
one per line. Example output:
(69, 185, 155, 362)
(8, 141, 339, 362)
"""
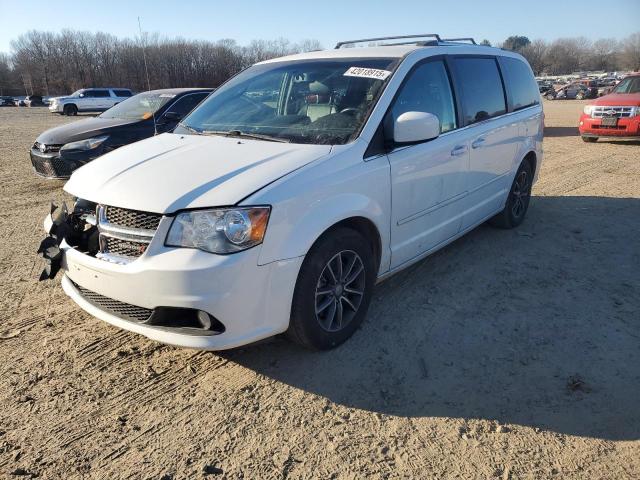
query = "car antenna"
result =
(138, 17, 156, 134)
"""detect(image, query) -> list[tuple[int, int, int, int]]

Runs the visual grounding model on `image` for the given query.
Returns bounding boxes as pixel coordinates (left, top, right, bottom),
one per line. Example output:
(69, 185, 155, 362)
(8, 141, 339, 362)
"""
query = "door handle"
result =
(450, 145, 468, 157)
(471, 137, 486, 149)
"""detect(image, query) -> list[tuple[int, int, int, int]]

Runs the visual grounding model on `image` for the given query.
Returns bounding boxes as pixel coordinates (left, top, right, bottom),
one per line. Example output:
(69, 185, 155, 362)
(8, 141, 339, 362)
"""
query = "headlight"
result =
(60, 135, 108, 151)
(165, 207, 270, 254)
(583, 105, 596, 116)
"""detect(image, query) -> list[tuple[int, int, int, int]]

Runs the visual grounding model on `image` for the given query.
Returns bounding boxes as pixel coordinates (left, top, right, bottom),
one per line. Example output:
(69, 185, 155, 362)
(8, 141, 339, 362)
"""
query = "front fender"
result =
(249, 150, 391, 275)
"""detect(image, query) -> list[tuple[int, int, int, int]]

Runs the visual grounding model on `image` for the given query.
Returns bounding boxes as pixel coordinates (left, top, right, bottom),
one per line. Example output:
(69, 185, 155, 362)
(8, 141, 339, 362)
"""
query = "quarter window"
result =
(93, 90, 111, 98)
(167, 93, 209, 117)
(389, 60, 457, 133)
(452, 57, 506, 125)
(499, 57, 539, 111)
(113, 89, 133, 97)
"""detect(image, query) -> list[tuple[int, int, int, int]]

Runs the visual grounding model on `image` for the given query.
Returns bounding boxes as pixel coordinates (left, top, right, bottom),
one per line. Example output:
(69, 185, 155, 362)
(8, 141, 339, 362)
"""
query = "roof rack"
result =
(335, 34, 442, 49)
(442, 37, 477, 45)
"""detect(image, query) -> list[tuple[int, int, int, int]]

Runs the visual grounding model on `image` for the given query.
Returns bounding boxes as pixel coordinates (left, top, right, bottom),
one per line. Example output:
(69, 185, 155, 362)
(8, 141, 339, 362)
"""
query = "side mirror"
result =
(160, 111, 183, 123)
(393, 111, 440, 144)
(78, 93, 84, 98)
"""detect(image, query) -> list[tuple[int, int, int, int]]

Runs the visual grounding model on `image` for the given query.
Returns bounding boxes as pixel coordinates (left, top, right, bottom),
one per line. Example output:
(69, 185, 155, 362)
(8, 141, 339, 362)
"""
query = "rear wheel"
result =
(63, 104, 77, 116)
(489, 160, 533, 229)
(576, 92, 585, 100)
(287, 227, 376, 350)
(546, 93, 555, 100)
(582, 136, 597, 143)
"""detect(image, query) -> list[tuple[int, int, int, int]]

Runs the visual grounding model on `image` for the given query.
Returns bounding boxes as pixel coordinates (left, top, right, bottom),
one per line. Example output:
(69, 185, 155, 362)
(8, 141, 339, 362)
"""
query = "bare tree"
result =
(520, 39, 547, 75)
(591, 38, 619, 71)
(620, 32, 640, 71)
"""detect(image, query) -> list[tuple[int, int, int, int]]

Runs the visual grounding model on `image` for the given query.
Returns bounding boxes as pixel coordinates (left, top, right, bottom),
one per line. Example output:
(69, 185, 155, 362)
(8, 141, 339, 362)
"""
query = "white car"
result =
(48, 88, 133, 115)
(41, 34, 543, 351)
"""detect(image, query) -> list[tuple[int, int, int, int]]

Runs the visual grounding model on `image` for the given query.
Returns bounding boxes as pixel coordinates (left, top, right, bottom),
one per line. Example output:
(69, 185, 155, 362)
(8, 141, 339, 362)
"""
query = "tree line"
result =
(1, 30, 639, 96)
(495, 33, 640, 76)
(0, 30, 321, 96)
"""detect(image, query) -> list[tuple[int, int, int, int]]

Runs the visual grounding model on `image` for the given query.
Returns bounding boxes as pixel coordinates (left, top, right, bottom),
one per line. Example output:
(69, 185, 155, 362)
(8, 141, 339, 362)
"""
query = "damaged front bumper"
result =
(37, 201, 303, 350)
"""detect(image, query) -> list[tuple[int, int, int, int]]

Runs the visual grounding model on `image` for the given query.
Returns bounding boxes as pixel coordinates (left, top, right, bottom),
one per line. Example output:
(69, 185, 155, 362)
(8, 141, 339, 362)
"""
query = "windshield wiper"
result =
(202, 129, 290, 143)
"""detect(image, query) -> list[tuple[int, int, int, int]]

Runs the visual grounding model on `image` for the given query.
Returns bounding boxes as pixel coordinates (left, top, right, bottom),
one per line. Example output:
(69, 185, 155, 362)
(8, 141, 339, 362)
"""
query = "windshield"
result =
(613, 76, 640, 94)
(99, 92, 175, 120)
(176, 58, 398, 145)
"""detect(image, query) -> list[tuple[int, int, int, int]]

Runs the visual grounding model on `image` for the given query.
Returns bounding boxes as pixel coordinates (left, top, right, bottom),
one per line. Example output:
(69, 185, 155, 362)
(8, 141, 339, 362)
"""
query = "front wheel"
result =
(489, 161, 533, 229)
(63, 104, 77, 116)
(287, 227, 376, 350)
(582, 136, 597, 143)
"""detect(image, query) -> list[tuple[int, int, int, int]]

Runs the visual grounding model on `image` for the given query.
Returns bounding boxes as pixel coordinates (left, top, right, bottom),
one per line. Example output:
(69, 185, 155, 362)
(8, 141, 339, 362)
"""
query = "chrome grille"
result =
(591, 106, 636, 118)
(104, 206, 162, 231)
(70, 280, 152, 322)
(97, 205, 161, 263)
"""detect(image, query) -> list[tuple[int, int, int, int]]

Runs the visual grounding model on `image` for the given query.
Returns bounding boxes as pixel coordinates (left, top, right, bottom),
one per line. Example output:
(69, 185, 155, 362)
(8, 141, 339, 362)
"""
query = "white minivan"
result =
(41, 35, 543, 350)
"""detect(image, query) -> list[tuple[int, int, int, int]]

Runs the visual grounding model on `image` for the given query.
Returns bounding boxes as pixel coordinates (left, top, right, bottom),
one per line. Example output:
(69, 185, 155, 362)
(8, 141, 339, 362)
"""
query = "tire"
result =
(546, 93, 555, 100)
(489, 160, 533, 229)
(287, 227, 376, 350)
(576, 92, 585, 100)
(582, 136, 597, 143)
(63, 104, 77, 116)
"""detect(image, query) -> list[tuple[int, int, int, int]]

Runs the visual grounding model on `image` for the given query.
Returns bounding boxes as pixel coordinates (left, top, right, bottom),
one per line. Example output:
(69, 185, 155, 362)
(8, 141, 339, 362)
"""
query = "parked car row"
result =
(0, 94, 48, 106)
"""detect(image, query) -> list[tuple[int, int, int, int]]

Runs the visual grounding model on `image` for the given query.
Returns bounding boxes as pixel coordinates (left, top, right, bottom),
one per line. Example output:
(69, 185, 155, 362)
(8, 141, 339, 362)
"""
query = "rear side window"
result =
(389, 60, 457, 133)
(93, 90, 111, 97)
(113, 89, 132, 97)
(499, 57, 539, 111)
(167, 93, 209, 117)
(452, 57, 506, 125)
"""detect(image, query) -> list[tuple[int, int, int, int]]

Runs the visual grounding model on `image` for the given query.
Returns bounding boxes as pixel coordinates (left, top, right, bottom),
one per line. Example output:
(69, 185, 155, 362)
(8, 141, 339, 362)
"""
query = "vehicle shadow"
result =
(544, 126, 578, 137)
(222, 196, 640, 441)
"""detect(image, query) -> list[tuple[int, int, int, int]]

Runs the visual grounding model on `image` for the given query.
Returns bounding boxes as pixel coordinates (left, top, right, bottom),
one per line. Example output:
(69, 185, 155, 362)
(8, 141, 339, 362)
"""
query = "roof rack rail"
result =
(335, 34, 442, 49)
(442, 37, 477, 45)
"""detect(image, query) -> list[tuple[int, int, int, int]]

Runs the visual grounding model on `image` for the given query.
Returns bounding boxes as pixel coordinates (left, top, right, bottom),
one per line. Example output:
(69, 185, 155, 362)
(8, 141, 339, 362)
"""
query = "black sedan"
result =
(30, 88, 212, 179)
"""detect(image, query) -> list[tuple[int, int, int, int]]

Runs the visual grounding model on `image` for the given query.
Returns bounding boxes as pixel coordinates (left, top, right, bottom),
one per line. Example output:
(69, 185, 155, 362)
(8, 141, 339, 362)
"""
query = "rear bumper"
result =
(579, 114, 640, 138)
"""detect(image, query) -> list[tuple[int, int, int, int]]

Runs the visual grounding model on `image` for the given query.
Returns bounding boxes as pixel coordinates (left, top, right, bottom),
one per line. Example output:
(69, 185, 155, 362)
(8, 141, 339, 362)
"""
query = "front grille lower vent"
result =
(104, 206, 162, 231)
(70, 280, 153, 322)
(31, 155, 73, 178)
(102, 236, 149, 258)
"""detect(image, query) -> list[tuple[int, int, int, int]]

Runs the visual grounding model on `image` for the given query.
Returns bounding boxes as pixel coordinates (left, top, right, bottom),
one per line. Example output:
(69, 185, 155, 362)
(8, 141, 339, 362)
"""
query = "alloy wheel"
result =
(511, 170, 531, 219)
(315, 250, 366, 332)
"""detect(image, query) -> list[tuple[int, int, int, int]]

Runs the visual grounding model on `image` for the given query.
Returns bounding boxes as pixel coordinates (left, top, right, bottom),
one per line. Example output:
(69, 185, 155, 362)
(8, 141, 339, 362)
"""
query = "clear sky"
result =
(0, 0, 638, 53)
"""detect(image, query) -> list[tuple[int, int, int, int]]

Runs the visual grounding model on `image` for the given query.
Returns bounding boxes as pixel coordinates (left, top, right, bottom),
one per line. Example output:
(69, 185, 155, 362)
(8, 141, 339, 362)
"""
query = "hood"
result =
(36, 117, 141, 145)
(591, 93, 640, 106)
(64, 133, 332, 213)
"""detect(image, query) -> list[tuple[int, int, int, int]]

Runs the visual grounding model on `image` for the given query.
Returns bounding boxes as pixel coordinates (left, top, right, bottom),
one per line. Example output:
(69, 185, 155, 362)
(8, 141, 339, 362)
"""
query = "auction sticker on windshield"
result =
(344, 67, 391, 80)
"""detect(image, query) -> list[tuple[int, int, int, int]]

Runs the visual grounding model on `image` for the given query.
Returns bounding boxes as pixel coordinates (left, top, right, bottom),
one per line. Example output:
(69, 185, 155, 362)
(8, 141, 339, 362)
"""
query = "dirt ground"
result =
(0, 101, 638, 480)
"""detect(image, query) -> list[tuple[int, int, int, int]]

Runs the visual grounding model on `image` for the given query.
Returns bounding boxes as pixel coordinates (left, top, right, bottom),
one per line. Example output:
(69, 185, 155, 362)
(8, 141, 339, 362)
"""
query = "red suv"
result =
(578, 74, 640, 142)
